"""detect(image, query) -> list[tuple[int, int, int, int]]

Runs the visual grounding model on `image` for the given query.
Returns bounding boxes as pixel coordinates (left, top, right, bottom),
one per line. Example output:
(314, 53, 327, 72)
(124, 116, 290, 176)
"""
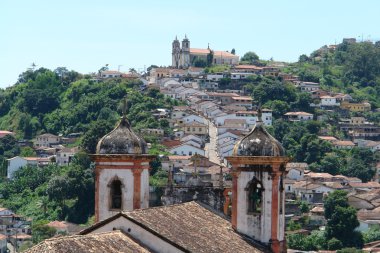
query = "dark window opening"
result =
(110, 180, 122, 209)
(246, 177, 263, 214)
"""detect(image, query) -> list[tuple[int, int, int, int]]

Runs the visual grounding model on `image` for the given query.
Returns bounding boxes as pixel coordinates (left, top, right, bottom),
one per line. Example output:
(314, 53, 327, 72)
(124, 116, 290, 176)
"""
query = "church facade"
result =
(172, 36, 240, 68)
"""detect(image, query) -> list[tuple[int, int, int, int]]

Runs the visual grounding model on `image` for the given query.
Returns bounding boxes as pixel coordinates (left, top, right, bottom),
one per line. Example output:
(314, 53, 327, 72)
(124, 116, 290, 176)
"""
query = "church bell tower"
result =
(181, 35, 190, 68)
(226, 112, 289, 253)
(91, 99, 155, 222)
(172, 36, 181, 68)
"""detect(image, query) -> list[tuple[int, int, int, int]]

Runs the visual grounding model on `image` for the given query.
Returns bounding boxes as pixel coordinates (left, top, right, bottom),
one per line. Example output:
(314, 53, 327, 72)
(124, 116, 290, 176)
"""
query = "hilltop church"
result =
(26, 106, 289, 253)
(172, 35, 240, 68)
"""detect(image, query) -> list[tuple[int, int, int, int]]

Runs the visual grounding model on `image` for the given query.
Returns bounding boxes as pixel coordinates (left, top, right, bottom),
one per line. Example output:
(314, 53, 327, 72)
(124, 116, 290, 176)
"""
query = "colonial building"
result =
(172, 36, 239, 68)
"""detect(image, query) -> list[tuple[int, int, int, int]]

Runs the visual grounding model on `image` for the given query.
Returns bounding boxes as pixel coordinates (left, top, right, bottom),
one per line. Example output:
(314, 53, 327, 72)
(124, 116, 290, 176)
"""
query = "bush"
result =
(328, 238, 343, 250)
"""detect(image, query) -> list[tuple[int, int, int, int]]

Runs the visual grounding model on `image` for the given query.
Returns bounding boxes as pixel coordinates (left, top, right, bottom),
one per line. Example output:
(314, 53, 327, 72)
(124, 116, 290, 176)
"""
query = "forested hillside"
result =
(0, 68, 177, 139)
(285, 41, 380, 108)
(0, 68, 177, 229)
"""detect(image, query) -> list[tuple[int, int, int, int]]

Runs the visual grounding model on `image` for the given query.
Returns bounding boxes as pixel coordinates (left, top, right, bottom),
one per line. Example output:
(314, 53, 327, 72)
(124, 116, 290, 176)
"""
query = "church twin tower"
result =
(172, 35, 190, 68)
(91, 109, 288, 253)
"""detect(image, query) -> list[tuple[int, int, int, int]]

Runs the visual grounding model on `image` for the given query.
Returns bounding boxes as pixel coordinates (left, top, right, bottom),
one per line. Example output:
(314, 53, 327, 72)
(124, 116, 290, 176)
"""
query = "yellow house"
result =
(340, 101, 371, 112)
(182, 121, 208, 135)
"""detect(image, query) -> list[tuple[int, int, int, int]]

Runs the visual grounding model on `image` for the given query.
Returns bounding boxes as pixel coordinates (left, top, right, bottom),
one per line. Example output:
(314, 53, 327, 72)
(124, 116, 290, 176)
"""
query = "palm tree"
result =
(36, 196, 49, 217)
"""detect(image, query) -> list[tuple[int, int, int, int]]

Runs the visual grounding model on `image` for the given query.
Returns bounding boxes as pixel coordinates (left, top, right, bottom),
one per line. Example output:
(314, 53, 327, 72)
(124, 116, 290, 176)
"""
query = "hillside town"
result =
(0, 35, 379, 252)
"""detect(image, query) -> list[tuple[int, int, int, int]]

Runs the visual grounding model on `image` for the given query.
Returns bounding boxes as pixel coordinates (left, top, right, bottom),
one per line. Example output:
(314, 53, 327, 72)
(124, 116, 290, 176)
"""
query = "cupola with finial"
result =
(96, 98, 147, 155)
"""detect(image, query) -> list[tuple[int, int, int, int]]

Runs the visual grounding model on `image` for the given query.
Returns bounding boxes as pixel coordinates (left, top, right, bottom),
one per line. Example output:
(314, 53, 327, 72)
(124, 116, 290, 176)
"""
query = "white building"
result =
(34, 133, 60, 147)
(284, 112, 313, 121)
(100, 70, 123, 78)
(180, 134, 203, 145)
(56, 147, 79, 166)
(206, 73, 225, 82)
(286, 163, 307, 180)
(181, 114, 207, 125)
(231, 96, 253, 109)
(169, 144, 205, 156)
(7, 156, 38, 179)
(320, 95, 340, 107)
(214, 111, 272, 128)
(230, 72, 256, 80)
(294, 81, 320, 92)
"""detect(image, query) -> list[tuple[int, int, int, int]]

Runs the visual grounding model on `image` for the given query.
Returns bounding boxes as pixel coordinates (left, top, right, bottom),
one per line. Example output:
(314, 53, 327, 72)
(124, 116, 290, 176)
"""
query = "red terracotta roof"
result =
(234, 65, 263, 70)
(190, 48, 237, 58)
(47, 220, 69, 229)
(161, 140, 182, 148)
(334, 140, 355, 146)
(167, 156, 192, 160)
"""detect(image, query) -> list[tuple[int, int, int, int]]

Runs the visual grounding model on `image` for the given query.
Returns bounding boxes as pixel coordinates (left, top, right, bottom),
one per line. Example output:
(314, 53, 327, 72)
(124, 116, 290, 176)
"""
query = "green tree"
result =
(32, 221, 56, 243)
(241, 51, 259, 64)
(36, 196, 50, 217)
(317, 154, 341, 175)
(20, 146, 37, 157)
(193, 57, 207, 68)
(299, 201, 310, 213)
(81, 120, 114, 153)
(363, 227, 380, 243)
(287, 220, 301, 231)
(328, 238, 343, 250)
(341, 158, 375, 182)
(324, 190, 349, 219)
(265, 100, 289, 118)
(299, 54, 310, 63)
(324, 191, 363, 248)
(207, 50, 214, 67)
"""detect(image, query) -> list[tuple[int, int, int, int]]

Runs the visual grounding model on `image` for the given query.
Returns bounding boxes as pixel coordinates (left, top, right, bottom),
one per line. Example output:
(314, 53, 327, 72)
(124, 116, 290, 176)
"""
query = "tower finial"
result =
(257, 103, 262, 122)
(122, 95, 128, 120)
(175, 35, 178, 40)
(185, 34, 187, 39)
(208, 43, 210, 49)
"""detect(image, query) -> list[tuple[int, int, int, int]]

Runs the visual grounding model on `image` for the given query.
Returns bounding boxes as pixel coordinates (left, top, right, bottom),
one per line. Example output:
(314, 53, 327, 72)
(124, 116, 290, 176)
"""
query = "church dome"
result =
(232, 120, 285, 157)
(96, 117, 147, 155)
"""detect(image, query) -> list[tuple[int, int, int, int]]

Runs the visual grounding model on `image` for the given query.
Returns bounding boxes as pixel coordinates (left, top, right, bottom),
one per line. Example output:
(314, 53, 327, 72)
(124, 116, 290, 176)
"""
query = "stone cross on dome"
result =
(122, 95, 128, 120)
(257, 106, 262, 122)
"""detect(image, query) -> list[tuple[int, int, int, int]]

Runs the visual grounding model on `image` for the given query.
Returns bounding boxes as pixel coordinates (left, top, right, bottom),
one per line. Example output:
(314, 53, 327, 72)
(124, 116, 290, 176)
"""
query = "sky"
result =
(1, 0, 379, 88)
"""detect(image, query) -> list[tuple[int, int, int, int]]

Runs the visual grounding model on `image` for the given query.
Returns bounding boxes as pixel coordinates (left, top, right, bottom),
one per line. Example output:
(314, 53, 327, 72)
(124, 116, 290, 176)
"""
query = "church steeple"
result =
(226, 117, 289, 253)
(91, 97, 156, 222)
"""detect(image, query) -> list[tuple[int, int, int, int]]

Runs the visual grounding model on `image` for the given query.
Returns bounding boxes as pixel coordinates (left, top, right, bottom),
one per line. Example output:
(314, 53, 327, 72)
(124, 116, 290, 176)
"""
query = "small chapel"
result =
(26, 106, 289, 253)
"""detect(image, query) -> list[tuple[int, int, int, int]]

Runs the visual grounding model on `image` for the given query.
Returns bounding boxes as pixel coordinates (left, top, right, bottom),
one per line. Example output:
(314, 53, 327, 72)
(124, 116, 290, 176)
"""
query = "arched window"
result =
(245, 177, 263, 213)
(279, 176, 284, 214)
(110, 179, 122, 210)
